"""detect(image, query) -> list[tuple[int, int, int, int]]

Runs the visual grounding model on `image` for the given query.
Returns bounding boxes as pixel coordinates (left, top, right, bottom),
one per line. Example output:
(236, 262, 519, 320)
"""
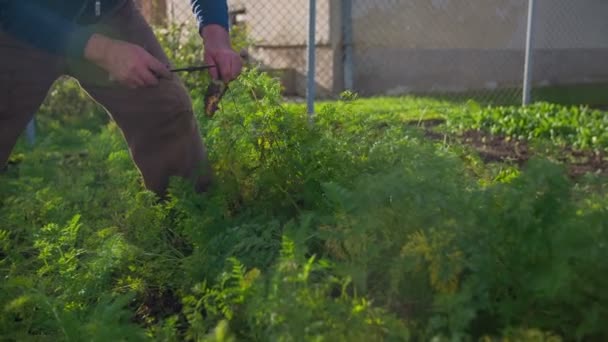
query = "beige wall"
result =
(250, 46, 338, 97)
(352, 0, 527, 49)
(534, 0, 608, 49)
(352, 0, 608, 95)
(229, 0, 342, 95)
(161, 0, 340, 96)
(163, 0, 332, 45)
(352, 0, 608, 50)
(232, 0, 332, 46)
(158, 0, 608, 97)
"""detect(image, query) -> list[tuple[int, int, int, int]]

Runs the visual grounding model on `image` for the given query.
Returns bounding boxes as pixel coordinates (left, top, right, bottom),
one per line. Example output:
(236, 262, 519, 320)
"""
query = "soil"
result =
(459, 130, 607, 177)
(409, 119, 607, 178)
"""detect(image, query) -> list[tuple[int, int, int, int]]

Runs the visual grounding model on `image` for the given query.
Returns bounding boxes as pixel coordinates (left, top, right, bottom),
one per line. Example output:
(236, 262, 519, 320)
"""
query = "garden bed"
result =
(1, 71, 606, 341)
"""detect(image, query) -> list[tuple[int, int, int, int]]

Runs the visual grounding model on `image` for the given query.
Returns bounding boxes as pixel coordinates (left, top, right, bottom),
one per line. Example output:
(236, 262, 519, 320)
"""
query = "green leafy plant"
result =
(1, 42, 607, 342)
(447, 101, 608, 152)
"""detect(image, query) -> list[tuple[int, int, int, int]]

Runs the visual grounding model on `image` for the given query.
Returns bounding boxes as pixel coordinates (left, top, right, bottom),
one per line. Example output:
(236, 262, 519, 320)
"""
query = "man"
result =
(0, 0, 243, 195)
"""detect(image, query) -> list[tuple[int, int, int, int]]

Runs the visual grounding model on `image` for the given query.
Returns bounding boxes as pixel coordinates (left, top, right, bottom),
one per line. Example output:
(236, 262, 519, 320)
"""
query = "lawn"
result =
(1, 70, 607, 341)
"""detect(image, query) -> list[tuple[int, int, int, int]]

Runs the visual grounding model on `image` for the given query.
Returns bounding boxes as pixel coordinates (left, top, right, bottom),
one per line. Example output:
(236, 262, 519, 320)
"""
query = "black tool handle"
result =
(170, 65, 216, 73)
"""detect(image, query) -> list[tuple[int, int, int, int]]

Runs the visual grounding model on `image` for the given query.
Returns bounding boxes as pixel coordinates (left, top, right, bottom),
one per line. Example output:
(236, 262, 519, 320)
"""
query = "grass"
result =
(301, 82, 608, 111)
(533, 83, 608, 107)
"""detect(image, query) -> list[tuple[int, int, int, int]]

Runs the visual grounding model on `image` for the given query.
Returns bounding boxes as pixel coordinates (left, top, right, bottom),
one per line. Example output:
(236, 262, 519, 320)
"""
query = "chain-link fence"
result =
(138, 0, 608, 108)
(19, 0, 608, 145)
(348, 0, 527, 105)
(528, 1, 608, 107)
(347, 0, 608, 107)
(139, 0, 334, 99)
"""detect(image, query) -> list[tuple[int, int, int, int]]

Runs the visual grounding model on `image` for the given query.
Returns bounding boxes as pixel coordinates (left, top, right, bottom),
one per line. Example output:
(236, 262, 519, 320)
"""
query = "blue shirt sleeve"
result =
(0, 1, 229, 58)
(190, 0, 230, 32)
(0, 1, 95, 58)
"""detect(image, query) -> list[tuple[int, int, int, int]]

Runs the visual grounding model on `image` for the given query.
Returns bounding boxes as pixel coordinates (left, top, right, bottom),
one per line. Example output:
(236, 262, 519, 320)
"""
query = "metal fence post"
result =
(341, 0, 354, 91)
(306, 0, 317, 119)
(522, 0, 537, 106)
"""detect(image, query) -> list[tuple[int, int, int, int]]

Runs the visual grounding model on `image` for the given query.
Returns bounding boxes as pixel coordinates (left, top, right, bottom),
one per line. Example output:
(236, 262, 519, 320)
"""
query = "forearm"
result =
(193, 0, 243, 83)
(1, 1, 95, 58)
(201, 24, 231, 48)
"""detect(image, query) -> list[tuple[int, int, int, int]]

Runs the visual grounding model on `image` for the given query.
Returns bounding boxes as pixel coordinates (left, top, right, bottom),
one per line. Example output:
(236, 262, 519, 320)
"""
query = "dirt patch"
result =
(458, 130, 531, 166)
(559, 147, 608, 177)
(457, 131, 607, 177)
(405, 118, 446, 128)
(408, 119, 607, 178)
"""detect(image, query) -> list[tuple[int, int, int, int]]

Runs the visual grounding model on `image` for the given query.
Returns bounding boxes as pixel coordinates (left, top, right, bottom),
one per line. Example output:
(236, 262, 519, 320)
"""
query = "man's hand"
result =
(84, 34, 171, 88)
(201, 25, 243, 82)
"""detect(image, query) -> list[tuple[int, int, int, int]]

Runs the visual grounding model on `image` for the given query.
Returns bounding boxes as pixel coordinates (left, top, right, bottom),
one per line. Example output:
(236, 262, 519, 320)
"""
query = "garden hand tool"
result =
(171, 64, 228, 118)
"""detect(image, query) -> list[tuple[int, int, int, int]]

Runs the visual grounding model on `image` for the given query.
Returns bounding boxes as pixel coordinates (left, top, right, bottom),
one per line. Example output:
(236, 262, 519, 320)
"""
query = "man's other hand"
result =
(201, 25, 243, 83)
(84, 34, 171, 88)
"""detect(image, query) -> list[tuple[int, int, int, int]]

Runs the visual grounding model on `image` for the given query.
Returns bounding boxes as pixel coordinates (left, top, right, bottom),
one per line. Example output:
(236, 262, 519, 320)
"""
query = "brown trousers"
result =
(0, 1, 211, 195)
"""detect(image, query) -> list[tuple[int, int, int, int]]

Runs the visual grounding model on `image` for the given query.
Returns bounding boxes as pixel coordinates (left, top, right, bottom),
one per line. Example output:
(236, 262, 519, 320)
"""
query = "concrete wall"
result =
(351, 0, 608, 95)
(160, 0, 341, 96)
(229, 0, 342, 96)
(152, 0, 608, 97)
(234, 0, 331, 46)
